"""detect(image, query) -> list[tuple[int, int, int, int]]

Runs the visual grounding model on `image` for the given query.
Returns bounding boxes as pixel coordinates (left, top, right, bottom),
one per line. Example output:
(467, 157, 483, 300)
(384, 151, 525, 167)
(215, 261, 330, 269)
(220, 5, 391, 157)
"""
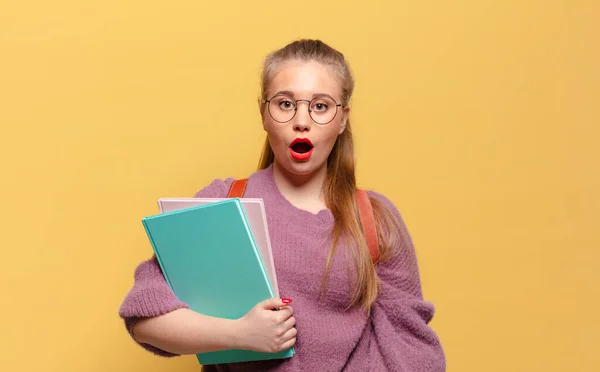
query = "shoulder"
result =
(365, 189, 404, 220)
(192, 167, 270, 198)
(364, 189, 414, 245)
(192, 177, 235, 198)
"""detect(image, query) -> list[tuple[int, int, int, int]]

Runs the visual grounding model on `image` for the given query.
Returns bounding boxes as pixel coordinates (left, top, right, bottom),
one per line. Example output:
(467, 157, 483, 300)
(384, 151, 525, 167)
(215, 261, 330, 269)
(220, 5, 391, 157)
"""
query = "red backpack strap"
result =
(355, 189, 380, 264)
(227, 178, 248, 198)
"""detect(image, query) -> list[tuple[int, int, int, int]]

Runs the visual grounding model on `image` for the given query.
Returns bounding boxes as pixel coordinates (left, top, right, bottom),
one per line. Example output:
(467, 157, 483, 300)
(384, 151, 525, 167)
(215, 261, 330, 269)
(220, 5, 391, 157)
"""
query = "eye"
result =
(312, 101, 329, 112)
(275, 97, 295, 110)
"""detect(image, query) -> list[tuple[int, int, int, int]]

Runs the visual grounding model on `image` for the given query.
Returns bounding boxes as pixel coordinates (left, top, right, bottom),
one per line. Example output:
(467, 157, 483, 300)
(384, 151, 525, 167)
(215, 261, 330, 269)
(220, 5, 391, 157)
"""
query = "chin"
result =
(278, 156, 326, 176)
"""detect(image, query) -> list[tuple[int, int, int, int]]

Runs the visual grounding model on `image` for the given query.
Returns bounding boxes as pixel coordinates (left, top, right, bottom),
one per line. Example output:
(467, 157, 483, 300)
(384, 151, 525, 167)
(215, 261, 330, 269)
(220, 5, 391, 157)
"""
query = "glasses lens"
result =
(268, 95, 296, 122)
(310, 97, 338, 124)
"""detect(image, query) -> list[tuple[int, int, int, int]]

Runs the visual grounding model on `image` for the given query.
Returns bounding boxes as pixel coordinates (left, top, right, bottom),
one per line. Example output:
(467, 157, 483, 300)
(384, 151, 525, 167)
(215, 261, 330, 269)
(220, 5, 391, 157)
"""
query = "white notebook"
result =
(157, 197, 279, 297)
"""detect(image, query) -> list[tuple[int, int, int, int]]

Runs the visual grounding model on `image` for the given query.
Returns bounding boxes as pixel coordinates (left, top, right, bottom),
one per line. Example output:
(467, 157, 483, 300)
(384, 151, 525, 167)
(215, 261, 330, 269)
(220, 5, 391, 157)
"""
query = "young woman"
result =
(119, 39, 446, 371)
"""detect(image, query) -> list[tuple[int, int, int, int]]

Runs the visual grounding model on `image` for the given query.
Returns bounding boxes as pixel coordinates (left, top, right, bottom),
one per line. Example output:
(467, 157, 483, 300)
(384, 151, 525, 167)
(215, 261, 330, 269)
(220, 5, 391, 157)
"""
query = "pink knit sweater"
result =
(118, 165, 445, 371)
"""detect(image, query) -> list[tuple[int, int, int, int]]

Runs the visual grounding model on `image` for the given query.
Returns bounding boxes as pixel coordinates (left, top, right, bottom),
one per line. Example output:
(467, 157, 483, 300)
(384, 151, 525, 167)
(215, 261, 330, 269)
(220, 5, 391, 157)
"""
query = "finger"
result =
(279, 333, 297, 351)
(258, 297, 284, 310)
(282, 315, 296, 330)
(281, 324, 297, 342)
(274, 307, 293, 322)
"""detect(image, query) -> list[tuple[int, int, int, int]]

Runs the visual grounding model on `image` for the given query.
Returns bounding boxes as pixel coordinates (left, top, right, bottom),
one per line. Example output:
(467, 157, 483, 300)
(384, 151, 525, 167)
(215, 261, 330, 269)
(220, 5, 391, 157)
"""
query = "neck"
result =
(272, 160, 328, 212)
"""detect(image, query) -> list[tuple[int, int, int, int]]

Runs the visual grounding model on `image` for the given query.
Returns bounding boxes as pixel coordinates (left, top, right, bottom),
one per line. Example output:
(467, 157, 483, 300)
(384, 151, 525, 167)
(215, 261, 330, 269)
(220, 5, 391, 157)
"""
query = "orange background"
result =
(1, 1, 598, 371)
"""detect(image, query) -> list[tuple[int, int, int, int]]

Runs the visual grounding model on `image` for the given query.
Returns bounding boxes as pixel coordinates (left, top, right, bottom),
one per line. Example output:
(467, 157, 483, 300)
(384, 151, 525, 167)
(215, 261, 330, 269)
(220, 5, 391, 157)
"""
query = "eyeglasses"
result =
(264, 94, 342, 125)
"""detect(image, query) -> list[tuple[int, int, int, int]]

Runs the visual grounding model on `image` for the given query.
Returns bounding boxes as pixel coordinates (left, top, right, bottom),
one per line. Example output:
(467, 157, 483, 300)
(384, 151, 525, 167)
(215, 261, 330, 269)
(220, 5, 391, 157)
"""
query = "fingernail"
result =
(282, 298, 292, 304)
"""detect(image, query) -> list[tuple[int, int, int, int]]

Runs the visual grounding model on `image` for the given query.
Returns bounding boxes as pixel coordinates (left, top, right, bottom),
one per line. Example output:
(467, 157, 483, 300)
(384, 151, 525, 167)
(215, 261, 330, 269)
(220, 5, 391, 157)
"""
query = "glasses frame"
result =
(263, 94, 343, 125)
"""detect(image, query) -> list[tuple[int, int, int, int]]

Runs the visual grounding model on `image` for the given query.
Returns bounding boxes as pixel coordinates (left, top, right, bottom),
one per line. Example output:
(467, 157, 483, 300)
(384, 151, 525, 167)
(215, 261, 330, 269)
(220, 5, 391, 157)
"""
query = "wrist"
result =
(225, 318, 245, 350)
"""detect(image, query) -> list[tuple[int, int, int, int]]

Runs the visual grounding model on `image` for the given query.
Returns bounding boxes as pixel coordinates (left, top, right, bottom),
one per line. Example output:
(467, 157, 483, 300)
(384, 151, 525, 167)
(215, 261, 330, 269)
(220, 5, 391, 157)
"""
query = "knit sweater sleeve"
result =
(118, 256, 189, 357)
(118, 177, 234, 356)
(369, 192, 446, 371)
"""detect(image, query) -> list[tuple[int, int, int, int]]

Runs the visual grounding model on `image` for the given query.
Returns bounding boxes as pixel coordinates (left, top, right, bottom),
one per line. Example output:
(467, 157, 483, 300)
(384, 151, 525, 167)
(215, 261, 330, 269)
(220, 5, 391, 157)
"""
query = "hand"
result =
(234, 297, 297, 353)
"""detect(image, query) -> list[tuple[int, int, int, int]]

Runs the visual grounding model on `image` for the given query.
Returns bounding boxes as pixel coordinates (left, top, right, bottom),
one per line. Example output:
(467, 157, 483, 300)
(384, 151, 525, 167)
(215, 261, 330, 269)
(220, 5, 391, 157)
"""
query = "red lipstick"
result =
(289, 138, 314, 161)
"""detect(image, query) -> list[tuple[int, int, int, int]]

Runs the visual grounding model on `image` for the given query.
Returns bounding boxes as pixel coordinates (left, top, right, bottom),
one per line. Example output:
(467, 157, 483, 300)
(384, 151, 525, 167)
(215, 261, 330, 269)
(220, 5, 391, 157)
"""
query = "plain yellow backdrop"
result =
(1, 1, 598, 371)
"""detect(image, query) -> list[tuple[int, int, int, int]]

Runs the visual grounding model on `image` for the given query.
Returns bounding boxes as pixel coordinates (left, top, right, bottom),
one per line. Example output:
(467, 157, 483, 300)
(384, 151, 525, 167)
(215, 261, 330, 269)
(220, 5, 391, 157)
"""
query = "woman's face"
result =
(261, 60, 349, 177)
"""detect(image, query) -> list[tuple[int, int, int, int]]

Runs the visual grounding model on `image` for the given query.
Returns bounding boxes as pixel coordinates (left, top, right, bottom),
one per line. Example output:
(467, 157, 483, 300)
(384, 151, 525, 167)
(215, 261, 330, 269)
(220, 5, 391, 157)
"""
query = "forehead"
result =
(268, 60, 341, 99)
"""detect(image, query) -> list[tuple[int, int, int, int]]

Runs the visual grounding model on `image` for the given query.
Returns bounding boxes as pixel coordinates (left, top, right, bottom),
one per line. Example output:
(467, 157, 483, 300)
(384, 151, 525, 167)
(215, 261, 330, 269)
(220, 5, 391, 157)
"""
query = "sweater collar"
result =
(255, 163, 335, 226)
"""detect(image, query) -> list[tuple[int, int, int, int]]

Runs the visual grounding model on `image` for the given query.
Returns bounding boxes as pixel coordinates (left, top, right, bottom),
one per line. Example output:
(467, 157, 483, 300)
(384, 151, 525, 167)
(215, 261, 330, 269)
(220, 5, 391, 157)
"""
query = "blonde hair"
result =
(258, 39, 403, 311)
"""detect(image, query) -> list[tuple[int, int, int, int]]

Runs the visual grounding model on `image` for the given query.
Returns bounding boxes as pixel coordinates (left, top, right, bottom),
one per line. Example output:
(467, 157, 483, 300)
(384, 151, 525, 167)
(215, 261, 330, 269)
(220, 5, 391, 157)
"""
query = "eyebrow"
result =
(271, 90, 338, 102)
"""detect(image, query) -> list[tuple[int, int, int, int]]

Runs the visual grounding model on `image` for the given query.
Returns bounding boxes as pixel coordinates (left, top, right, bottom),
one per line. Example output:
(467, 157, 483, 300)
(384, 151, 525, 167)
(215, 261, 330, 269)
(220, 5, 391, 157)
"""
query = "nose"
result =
(293, 100, 312, 132)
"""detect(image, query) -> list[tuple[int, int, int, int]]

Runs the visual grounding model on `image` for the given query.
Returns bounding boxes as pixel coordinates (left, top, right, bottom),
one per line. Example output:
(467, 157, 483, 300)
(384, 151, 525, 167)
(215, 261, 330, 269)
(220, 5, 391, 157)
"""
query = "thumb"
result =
(258, 297, 292, 310)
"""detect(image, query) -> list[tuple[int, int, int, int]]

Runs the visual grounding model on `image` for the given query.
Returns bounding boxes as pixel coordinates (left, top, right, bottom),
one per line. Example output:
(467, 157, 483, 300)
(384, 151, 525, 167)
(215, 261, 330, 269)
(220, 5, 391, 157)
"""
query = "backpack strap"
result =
(355, 189, 380, 264)
(227, 179, 379, 264)
(227, 178, 248, 198)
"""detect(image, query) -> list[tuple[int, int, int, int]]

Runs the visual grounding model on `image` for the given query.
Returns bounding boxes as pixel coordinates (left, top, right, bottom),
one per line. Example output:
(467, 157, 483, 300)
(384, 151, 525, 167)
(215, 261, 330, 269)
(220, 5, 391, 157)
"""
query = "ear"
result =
(258, 98, 267, 131)
(338, 106, 350, 134)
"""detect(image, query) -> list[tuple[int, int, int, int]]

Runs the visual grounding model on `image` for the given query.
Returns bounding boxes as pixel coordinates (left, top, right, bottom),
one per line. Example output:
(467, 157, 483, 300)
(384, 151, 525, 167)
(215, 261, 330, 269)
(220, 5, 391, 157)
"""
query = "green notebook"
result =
(141, 198, 295, 365)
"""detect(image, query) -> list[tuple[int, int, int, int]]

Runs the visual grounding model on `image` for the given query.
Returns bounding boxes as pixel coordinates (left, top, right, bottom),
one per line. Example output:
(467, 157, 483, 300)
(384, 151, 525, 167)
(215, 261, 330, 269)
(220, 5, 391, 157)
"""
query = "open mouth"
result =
(289, 138, 314, 161)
